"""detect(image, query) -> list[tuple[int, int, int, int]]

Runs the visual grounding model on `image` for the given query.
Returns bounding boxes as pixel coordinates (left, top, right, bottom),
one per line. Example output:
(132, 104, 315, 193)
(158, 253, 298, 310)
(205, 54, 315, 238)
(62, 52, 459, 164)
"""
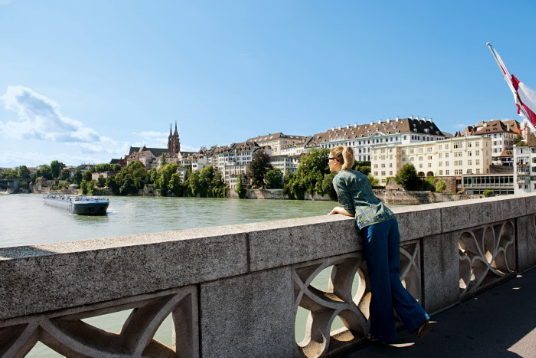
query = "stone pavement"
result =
(343, 267, 536, 358)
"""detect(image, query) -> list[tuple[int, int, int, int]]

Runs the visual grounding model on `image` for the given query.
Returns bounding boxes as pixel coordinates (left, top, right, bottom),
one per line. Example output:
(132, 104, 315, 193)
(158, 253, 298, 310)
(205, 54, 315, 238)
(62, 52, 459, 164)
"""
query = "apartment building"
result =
(371, 136, 492, 185)
(456, 119, 520, 165)
(270, 155, 301, 176)
(513, 129, 536, 194)
(305, 117, 446, 161)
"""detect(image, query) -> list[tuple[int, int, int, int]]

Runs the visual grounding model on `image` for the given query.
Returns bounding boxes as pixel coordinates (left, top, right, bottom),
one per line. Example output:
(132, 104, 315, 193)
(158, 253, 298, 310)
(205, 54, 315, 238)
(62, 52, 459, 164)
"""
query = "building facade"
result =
(371, 136, 492, 185)
(305, 117, 446, 161)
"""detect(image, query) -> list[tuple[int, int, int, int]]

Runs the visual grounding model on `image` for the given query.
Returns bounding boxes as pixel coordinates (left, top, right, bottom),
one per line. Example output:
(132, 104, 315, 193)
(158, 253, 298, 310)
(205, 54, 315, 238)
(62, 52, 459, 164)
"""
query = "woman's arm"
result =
(328, 206, 354, 217)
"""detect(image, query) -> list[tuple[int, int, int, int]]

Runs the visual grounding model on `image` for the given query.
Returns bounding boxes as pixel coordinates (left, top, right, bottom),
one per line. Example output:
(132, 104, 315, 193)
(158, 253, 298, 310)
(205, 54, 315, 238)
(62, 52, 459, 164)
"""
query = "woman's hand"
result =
(328, 206, 354, 217)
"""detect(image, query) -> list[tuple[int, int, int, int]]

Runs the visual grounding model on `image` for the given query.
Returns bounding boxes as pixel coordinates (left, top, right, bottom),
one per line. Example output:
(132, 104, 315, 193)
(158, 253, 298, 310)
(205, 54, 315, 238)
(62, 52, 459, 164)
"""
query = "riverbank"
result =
(239, 188, 482, 205)
(23, 186, 482, 205)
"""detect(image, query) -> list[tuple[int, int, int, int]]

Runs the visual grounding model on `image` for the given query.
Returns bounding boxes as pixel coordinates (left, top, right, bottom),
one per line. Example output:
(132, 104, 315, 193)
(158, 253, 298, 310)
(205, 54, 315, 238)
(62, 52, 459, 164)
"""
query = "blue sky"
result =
(1, 0, 535, 168)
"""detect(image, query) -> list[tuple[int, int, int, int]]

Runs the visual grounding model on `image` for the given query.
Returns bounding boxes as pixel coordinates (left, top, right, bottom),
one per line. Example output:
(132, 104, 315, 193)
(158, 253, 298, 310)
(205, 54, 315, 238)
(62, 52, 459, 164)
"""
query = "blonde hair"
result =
(330, 146, 354, 171)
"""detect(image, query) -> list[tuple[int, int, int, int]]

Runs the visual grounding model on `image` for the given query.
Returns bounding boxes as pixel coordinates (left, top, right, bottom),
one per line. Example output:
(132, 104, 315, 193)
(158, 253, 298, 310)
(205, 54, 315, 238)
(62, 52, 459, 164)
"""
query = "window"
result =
(446, 170, 450, 175)
(428, 156, 433, 160)
(468, 160, 472, 165)
(468, 151, 472, 156)
(445, 161, 449, 166)
(445, 144, 450, 149)
(467, 169, 472, 174)
(427, 147, 432, 152)
(454, 152, 463, 157)
(445, 153, 450, 158)
(428, 163, 432, 167)
(475, 142, 480, 147)
(439, 161, 443, 167)
(439, 153, 442, 158)
(439, 170, 443, 175)
(476, 150, 480, 156)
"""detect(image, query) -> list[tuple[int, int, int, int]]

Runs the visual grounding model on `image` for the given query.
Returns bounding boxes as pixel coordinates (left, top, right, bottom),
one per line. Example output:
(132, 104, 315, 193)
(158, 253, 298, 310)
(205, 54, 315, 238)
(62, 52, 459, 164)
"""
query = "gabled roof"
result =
(305, 117, 444, 148)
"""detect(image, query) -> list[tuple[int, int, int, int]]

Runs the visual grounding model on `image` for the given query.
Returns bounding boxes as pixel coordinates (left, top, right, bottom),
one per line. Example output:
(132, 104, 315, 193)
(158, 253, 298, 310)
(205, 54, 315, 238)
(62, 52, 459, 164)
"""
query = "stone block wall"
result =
(0, 194, 535, 357)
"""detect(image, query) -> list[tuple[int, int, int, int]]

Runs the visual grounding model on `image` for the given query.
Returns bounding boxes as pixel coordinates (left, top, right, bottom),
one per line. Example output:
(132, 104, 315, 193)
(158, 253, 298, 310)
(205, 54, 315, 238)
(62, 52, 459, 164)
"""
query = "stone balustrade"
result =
(1, 194, 535, 357)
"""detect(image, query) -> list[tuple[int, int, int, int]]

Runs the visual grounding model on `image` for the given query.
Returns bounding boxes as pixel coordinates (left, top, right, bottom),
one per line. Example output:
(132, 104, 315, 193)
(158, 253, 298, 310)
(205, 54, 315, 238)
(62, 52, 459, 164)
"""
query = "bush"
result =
(482, 190, 494, 197)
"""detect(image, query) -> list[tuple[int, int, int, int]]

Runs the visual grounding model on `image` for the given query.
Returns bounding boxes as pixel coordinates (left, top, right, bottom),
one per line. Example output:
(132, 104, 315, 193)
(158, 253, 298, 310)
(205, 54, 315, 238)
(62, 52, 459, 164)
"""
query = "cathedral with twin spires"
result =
(168, 121, 181, 154)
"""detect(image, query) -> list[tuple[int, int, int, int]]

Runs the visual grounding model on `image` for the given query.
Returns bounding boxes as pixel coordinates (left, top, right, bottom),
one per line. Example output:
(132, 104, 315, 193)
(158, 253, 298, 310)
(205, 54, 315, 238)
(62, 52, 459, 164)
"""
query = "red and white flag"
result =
(487, 43, 536, 132)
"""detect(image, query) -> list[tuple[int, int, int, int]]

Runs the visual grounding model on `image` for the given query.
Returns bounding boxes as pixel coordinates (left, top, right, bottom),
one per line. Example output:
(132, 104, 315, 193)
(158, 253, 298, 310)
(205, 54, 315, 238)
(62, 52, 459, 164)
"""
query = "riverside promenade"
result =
(345, 267, 536, 358)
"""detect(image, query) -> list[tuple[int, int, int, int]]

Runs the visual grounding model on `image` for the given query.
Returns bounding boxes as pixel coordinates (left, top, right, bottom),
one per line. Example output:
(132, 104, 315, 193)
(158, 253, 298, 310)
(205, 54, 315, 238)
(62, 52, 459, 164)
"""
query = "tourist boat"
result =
(43, 194, 109, 215)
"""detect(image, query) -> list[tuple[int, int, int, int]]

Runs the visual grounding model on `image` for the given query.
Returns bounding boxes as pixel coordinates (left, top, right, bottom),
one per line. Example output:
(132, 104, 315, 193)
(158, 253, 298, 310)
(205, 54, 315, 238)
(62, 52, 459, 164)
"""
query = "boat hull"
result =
(43, 195, 109, 215)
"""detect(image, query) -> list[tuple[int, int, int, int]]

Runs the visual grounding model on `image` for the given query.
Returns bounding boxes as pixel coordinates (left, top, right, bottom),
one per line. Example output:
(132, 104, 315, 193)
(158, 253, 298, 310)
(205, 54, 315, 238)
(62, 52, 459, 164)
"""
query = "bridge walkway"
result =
(344, 267, 536, 358)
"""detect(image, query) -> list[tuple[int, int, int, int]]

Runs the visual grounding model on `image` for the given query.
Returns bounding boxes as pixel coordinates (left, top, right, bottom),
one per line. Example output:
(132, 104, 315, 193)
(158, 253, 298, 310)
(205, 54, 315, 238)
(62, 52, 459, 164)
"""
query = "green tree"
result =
(111, 164, 121, 172)
(97, 175, 106, 188)
(50, 160, 66, 179)
(199, 165, 215, 196)
(284, 148, 330, 199)
(106, 175, 120, 194)
(18, 165, 31, 178)
(94, 163, 111, 173)
(368, 174, 380, 186)
(321, 172, 338, 200)
(394, 164, 421, 190)
(514, 134, 524, 146)
(82, 170, 93, 182)
(0, 169, 18, 179)
(435, 179, 447, 193)
(80, 180, 88, 195)
(120, 174, 137, 195)
(188, 170, 201, 196)
(86, 181, 95, 196)
(36, 165, 53, 180)
(248, 149, 273, 188)
(155, 164, 178, 196)
(235, 174, 247, 198)
(264, 168, 283, 189)
(59, 169, 71, 181)
(72, 169, 83, 185)
(353, 161, 371, 176)
(169, 173, 182, 196)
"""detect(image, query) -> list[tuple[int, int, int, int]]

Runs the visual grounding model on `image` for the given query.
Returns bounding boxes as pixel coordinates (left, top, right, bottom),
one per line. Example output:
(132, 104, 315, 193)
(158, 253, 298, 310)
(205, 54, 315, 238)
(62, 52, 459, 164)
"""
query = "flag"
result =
(487, 42, 536, 132)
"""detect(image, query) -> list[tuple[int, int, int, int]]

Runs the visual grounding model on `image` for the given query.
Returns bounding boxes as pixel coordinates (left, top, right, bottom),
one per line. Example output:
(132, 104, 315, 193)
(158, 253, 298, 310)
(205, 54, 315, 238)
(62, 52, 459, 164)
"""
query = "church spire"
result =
(174, 121, 179, 136)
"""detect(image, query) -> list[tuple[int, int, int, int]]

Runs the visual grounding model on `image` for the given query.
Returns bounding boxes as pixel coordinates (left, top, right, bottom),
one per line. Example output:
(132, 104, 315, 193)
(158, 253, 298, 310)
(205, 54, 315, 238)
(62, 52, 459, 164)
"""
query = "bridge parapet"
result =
(0, 194, 535, 357)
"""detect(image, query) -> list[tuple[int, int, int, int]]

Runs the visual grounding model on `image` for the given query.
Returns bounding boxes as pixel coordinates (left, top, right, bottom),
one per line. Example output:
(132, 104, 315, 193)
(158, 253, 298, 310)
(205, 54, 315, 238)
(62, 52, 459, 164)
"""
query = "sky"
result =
(1, 0, 535, 168)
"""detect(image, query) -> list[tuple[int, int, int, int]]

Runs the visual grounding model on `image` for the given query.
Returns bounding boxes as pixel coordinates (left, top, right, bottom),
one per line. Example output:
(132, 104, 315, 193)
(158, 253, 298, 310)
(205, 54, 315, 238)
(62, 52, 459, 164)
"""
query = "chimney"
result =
(354, 123, 358, 128)
(338, 126, 341, 130)
(416, 116, 420, 120)
(346, 124, 350, 129)
(378, 119, 382, 124)
(395, 116, 399, 121)
(422, 117, 426, 121)
(386, 117, 391, 122)
(409, 116, 413, 119)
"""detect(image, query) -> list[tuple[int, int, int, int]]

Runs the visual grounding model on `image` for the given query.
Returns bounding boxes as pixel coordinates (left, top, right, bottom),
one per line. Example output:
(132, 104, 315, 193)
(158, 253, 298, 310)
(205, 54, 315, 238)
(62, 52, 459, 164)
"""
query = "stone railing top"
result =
(1, 193, 535, 321)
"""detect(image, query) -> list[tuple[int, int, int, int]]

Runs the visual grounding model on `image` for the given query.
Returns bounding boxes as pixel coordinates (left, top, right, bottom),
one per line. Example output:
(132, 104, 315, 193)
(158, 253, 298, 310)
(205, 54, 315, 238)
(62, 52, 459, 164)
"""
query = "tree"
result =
(50, 160, 66, 179)
(321, 172, 338, 200)
(82, 170, 93, 182)
(394, 164, 421, 190)
(160, 153, 166, 167)
(235, 174, 247, 198)
(155, 164, 178, 196)
(106, 175, 120, 194)
(18, 165, 31, 178)
(514, 134, 524, 146)
(72, 169, 83, 185)
(97, 175, 106, 188)
(36, 165, 53, 180)
(284, 148, 330, 199)
(435, 179, 447, 193)
(59, 169, 71, 181)
(188, 170, 201, 197)
(169, 173, 182, 196)
(248, 149, 273, 188)
(120, 174, 137, 195)
(0, 169, 18, 179)
(353, 161, 371, 176)
(265, 168, 283, 189)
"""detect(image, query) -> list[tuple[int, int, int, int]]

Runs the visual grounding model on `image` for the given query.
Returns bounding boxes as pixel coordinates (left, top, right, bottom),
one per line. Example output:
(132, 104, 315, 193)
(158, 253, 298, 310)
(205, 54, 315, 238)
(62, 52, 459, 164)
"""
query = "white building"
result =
(456, 120, 520, 166)
(305, 117, 446, 161)
(371, 136, 492, 185)
(513, 128, 536, 194)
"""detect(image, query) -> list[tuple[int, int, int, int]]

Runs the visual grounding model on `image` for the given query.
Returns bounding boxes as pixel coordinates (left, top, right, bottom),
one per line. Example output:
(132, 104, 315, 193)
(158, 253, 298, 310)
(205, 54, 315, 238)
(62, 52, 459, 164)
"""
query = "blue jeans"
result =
(361, 219, 429, 342)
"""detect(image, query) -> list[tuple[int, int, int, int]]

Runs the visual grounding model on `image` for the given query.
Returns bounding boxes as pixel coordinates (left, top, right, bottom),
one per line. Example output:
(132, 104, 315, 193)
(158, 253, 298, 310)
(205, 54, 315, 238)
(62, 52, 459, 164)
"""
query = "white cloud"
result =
(0, 0, 13, 5)
(0, 86, 101, 143)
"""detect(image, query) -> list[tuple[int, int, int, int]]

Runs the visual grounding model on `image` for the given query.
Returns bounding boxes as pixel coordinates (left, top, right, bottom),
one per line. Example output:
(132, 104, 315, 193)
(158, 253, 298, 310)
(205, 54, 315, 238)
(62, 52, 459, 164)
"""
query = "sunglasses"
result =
(327, 157, 336, 161)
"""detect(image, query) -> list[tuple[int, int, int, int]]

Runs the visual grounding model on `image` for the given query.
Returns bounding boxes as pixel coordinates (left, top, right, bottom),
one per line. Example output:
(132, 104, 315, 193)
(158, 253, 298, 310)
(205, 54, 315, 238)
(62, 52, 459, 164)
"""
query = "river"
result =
(1, 194, 401, 356)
